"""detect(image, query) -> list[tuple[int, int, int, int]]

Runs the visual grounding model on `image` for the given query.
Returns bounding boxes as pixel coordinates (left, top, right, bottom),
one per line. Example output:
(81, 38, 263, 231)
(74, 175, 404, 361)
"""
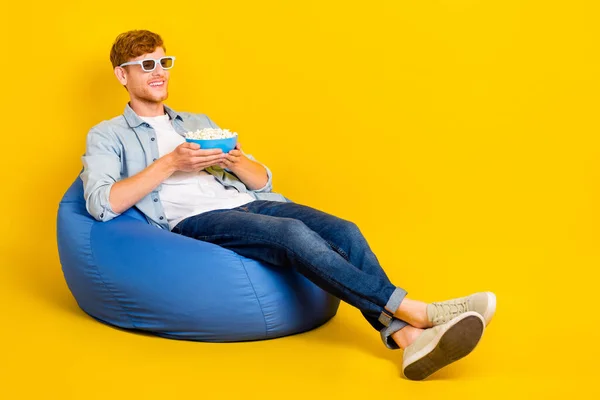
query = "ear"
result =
(114, 66, 127, 86)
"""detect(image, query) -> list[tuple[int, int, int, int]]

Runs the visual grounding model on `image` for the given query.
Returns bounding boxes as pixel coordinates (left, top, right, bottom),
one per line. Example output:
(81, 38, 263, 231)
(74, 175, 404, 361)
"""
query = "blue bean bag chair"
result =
(57, 177, 340, 342)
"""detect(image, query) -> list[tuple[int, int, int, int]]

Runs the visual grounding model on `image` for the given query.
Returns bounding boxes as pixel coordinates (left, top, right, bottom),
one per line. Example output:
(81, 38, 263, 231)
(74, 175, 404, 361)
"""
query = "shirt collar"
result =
(123, 102, 184, 128)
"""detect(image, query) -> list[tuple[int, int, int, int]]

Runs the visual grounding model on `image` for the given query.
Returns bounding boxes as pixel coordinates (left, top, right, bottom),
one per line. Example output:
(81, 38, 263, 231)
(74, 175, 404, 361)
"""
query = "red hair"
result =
(110, 30, 165, 68)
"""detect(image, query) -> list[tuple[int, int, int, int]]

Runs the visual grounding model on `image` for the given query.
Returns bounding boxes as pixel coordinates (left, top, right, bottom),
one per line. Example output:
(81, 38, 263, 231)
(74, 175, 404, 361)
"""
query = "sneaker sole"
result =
(403, 312, 485, 381)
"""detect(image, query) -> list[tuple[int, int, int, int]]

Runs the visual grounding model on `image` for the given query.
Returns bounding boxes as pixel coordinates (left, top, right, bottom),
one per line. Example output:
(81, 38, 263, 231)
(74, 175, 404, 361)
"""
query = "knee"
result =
(279, 218, 312, 237)
(339, 219, 362, 238)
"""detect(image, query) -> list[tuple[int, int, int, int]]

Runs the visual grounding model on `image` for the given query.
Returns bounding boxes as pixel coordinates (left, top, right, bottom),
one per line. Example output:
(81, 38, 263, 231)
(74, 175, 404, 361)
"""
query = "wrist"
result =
(158, 153, 177, 176)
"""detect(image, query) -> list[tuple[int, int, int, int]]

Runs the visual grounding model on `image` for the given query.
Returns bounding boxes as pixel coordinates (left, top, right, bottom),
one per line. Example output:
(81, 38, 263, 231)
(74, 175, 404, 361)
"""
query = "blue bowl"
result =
(185, 136, 237, 153)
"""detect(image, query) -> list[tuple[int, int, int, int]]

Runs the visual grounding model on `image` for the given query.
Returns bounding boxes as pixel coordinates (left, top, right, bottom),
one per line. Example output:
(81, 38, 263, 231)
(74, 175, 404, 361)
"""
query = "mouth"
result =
(148, 80, 165, 88)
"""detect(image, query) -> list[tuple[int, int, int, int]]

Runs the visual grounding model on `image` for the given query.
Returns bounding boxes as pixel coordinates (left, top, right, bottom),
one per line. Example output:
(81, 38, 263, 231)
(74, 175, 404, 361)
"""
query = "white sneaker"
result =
(402, 311, 485, 380)
(427, 292, 497, 326)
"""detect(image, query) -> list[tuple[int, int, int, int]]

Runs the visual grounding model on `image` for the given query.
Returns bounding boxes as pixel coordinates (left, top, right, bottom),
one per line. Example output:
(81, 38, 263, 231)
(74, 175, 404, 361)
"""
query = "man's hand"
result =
(217, 142, 269, 190)
(166, 142, 225, 173)
(218, 142, 246, 171)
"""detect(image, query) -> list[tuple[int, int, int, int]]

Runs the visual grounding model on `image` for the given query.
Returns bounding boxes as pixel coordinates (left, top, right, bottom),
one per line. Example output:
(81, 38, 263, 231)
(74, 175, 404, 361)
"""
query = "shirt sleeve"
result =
(241, 151, 274, 193)
(80, 127, 123, 222)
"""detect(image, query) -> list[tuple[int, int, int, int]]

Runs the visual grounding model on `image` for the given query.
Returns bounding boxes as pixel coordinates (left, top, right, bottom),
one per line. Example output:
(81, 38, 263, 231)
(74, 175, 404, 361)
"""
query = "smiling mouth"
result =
(149, 81, 165, 88)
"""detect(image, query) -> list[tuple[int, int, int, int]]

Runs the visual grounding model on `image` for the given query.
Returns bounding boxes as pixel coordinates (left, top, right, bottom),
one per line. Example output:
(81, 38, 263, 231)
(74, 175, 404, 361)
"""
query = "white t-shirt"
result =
(139, 113, 255, 230)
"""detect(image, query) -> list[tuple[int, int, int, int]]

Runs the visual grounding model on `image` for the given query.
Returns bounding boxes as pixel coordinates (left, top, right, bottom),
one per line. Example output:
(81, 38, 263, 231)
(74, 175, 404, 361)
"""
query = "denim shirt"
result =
(81, 103, 291, 230)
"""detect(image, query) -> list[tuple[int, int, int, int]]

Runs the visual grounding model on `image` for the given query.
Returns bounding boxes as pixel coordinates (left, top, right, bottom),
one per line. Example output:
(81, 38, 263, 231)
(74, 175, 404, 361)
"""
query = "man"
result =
(81, 29, 496, 380)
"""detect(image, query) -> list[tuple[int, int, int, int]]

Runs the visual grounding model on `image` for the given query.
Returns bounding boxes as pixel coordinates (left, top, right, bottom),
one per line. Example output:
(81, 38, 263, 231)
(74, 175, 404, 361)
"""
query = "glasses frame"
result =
(119, 56, 176, 72)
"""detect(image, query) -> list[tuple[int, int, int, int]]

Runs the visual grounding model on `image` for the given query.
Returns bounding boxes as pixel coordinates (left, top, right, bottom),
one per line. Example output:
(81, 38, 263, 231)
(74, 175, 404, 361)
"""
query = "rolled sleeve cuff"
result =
(251, 163, 273, 193)
(88, 182, 122, 222)
(243, 152, 273, 193)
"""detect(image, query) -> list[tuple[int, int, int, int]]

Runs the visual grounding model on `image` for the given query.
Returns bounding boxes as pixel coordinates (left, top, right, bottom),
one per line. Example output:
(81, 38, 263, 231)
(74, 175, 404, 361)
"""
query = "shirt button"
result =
(153, 158, 157, 162)
(151, 137, 155, 141)
(153, 198, 158, 202)
(159, 216, 164, 220)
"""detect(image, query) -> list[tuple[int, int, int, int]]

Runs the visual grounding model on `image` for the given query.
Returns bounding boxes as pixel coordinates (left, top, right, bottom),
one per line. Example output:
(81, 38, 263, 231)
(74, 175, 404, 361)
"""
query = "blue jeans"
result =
(172, 200, 409, 349)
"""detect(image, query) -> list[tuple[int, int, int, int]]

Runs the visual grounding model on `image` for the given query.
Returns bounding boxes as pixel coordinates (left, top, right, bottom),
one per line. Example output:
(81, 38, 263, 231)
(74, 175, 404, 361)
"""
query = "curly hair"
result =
(110, 30, 165, 68)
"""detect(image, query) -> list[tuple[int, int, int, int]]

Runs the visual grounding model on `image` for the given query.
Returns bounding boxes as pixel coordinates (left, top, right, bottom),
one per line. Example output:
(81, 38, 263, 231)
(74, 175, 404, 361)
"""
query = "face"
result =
(115, 47, 170, 104)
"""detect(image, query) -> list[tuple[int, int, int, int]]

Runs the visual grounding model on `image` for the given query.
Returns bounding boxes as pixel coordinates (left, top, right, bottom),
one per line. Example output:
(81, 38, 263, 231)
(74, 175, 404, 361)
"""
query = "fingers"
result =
(188, 153, 225, 165)
(218, 159, 231, 169)
(181, 142, 241, 156)
(184, 159, 220, 172)
(196, 161, 222, 171)
(223, 152, 243, 163)
(179, 142, 224, 153)
(175, 142, 241, 172)
(181, 147, 223, 157)
(182, 142, 200, 150)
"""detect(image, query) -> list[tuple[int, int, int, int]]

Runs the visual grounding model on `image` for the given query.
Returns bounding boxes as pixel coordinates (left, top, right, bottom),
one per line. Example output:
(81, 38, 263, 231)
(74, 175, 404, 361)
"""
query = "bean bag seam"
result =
(89, 222, 137, 329)
(236, 255, 268, 338)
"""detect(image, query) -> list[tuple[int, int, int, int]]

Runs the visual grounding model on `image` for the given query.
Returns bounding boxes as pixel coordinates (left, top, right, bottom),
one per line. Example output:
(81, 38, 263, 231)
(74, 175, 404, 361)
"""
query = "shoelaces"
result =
(431, 299, 469, 324)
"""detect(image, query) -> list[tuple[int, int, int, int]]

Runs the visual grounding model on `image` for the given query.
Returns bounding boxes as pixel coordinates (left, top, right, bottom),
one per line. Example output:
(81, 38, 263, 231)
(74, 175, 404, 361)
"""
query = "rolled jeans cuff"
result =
(377, 287, 407, 327)
(380, 319, 408, 350)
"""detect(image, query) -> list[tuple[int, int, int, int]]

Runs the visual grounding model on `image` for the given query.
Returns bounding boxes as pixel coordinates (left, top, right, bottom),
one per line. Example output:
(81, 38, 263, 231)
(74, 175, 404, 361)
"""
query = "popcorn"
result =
(184, 128, 238, 140)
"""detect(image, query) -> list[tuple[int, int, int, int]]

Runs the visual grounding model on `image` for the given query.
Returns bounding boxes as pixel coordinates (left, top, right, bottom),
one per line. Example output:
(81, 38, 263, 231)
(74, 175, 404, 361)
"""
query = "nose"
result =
(152, 66, 167, 77)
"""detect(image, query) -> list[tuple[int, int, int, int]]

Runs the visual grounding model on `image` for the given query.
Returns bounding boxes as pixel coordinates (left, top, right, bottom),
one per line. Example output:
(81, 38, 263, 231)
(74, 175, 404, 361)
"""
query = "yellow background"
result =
(1, 0, 598, 398)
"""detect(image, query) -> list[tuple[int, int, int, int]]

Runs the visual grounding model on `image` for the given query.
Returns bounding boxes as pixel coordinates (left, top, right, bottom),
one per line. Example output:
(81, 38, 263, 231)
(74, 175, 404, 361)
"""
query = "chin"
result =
(156, 92, 169, 102)
(140, 91, 169, 103)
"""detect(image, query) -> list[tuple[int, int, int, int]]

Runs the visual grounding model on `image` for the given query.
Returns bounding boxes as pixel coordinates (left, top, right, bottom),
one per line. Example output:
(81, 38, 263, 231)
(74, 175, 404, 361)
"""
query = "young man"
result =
(81, 30, 496, 380)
